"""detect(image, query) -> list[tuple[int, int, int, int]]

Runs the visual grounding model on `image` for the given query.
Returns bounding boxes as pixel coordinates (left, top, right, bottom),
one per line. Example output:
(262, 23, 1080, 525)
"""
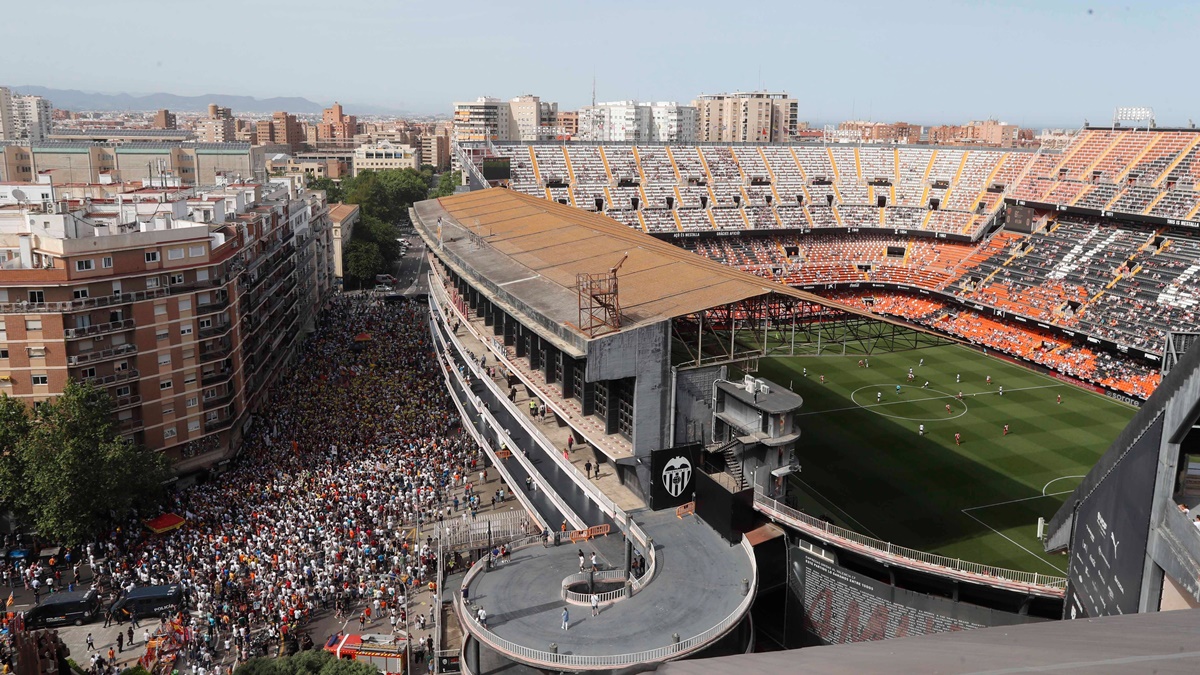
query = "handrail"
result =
(752, 487, 1066, 595)
(430, 305, 581, 530)
(560, 570, 629, 605)
(456, 535, 755, 670)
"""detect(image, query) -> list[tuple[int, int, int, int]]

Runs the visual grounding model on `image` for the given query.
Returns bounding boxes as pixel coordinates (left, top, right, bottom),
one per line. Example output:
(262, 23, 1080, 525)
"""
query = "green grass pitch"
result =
(751, 344, 1136, 575)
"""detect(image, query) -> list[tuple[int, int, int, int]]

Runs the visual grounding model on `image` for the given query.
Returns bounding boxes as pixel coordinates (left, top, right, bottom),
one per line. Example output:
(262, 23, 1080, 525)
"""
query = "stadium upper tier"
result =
(478, 142, 1037, 238)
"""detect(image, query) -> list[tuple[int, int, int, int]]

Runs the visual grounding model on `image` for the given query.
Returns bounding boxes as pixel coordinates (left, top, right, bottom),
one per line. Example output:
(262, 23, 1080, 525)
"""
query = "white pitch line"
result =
(960, 509, 1066, 575)
(961, 490, 1074, 512)
(794, 477, 881, 538)
(798, 383, 1065, 416)
(1043, 475, 1086, 496)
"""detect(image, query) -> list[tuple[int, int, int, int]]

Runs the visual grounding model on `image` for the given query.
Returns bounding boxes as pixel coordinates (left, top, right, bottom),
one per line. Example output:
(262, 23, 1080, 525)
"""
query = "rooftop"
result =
(414, 190, 886, 340)
(716, 379, 803, 414)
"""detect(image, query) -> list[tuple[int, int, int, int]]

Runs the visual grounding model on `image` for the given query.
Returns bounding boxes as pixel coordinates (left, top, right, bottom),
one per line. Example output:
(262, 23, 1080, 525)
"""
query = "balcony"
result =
(201, 368, 233, 386)
(198, 323, 232, 340)
(0, 287, 169, 315)
(68, 343, 138, 366)
(195, 297, 230, 315)
(117, 417, 144, 435)
(199, 344, 231, 364)
(168, 277, 228, 295)
(64, 318, 135, 339)
(81, 368, 139, 387)
(113, 394, 142, 411)
(203, 392, 234, 410)
(204, 416, 234, 434)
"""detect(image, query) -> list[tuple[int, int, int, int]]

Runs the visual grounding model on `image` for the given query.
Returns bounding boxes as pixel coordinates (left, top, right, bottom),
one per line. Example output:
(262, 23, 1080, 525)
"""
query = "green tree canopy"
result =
(236, 649, 380, 675)
(343, 239, 385, 289)
(5, 381, 171, 545)
(307, 177, 344, 203)
(0, 394, 32, 514)
(432, 171, 462, 199)
(357, 215, 402, 263)
(341, 168, 429, 225)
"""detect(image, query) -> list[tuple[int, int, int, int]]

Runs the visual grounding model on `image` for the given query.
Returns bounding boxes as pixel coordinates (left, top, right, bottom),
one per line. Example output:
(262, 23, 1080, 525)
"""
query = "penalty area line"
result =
(960, 509, 1067, 575)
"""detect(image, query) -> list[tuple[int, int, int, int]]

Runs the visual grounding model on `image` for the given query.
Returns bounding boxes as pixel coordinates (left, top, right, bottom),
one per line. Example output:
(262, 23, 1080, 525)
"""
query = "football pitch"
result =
(750, 344, 1137, 576)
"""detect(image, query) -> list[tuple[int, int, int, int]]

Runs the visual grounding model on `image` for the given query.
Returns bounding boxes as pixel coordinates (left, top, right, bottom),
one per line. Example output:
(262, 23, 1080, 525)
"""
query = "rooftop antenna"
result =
(592, 72, 596, 108)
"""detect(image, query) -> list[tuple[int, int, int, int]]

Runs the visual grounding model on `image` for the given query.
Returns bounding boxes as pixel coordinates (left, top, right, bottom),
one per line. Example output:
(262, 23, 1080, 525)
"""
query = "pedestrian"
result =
(117, 632, 124, 653)
(578, 550, 585, 573)
(525, 476, 532, 492)
(919, 358, 924, 367)
(584, 461, 592, 479)
(477, 607, 487, 628)
(561, 606, 570, 630)
(986, 375, 992, 384)
(590, 552, 597, 570)
(591, 594, 599, 616)
(127, 626, 134, 647)
(107, 647, 115, 664)
(104, 609, 112, 628)
(877, 391, 882, 403)
(86, 633, 95, 651)
(567, 435, 574, 452)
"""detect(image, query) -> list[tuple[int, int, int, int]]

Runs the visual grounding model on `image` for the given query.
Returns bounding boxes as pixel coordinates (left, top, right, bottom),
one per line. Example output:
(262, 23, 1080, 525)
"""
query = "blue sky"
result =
(8, 0, 1198, 126)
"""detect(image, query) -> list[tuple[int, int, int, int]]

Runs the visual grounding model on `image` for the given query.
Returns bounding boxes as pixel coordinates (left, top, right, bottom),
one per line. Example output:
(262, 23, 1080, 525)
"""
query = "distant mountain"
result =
(3, 86, 410, 116)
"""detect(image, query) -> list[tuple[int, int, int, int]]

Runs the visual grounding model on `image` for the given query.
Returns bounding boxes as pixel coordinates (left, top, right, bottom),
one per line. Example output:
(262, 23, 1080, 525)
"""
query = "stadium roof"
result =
(658, 608, 1200, 675)
(414, 189, 892, 340)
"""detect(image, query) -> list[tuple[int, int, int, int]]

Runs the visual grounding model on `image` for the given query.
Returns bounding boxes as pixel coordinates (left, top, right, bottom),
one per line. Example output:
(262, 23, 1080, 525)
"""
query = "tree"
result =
(11, 381, 171, 545)
(357, 215, 402, 263)
(343, 240, 384, 289)
(307, 177, 343, 203)
(432, 171, 462, 199)
(0, 394, 32, 520)
(235, 649, 378, 675)
(342, 168, 429, 225)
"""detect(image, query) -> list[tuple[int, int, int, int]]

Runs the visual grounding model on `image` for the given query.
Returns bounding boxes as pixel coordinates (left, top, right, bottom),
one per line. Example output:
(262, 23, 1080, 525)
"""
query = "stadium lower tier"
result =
(824, 291, 1160, 399)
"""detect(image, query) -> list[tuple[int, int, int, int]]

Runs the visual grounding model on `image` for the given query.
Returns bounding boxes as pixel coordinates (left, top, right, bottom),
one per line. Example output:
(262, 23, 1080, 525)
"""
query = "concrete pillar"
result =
(493, 309, 505, 337)
(561, 354, 577, 400)
(503, 314, 515, 346)
(544, 345, 557, 385)
(515, 327, 527, 358)
(605, 382, 619, 435)
(482, 299, 494, 327)
(530, 335, 542, 371)
(581, 380, 596, 416)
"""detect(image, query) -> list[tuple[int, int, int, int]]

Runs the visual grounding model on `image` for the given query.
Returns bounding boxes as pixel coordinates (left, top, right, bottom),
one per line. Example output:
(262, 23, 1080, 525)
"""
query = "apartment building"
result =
(255, 111, 305, 153)
(451, 95, 561, 145)
(351, 141, 421, 176)
(153, 109, 177, 130)
(0, 88, 53, 143)
(0, 141, 263, 185)
(329, 203, 359, 280)
(317, 103, 358, 142)
(578, 101, 697, 142)
(927, 119, 1024, 148)
(556, 111, 579, 139)
(692, 91, 799, 143)
(0, 175, 335, 471)
(199, 104, 237, 144)
(420, 131, 450, 171)
(838, 120, 922, 144)
(509, 95, 559, 142)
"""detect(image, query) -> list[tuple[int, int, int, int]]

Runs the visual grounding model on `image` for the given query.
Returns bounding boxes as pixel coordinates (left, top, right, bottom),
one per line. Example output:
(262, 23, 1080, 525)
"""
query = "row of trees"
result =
(0, 382, 172, 546)
(309, 168, 459, 289)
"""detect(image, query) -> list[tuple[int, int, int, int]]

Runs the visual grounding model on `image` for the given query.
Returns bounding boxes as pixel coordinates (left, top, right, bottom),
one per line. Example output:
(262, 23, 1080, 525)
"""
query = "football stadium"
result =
(417, 121, 1200, 671)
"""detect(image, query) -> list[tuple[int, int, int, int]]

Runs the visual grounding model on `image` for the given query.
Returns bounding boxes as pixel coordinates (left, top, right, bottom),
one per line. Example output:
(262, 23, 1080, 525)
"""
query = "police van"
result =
(23, 589, 101, 628)
(110, 585, 185, 621)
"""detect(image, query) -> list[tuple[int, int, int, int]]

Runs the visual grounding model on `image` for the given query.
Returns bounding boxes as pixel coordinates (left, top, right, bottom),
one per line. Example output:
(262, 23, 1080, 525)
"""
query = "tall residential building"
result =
(199, 104, 237, 144)
(254, 111, 305, 152)
(579, 101, 697, 142)
(508, 95, 559, 142)
(556, 111, 579, 138)
(693, 91, 799, 143)
(317, 102, 357, 142)
(452, 97, 513, 144)
(153, 109, 177, 130)
(0, 140, 263, 185)
(0, 89, 53, 143)
(420, 132, 450, 171)
(838, 120, 922, 144)
(451, 95, 561, 144)
(0, 176, 335, 471)
(927, 119, 1023, 148)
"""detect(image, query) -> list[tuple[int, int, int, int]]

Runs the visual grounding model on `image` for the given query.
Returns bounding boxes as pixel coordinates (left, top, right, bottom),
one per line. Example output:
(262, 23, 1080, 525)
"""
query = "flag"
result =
(6, 592, 12, 607)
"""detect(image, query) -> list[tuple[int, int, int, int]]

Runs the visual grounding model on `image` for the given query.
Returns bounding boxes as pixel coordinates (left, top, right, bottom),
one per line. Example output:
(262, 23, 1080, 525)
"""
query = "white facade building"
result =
(578, 101, 697, 143)
(0, 88, 52, 143)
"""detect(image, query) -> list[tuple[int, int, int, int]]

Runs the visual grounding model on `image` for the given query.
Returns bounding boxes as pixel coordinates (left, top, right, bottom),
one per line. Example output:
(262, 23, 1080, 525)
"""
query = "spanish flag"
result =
(6, 592, 12, 608)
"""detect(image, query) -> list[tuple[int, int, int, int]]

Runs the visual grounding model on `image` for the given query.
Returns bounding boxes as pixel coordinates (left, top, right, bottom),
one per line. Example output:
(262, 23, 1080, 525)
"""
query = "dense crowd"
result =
(58, 295, 484, 673)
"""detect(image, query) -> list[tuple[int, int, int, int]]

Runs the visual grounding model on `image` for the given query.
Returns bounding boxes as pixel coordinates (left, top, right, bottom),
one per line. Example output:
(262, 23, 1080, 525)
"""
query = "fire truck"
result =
(325, 633, 409, 674)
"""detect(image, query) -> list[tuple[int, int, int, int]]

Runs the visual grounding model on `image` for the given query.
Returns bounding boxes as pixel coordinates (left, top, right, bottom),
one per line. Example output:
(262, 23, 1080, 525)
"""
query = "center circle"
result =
(849, 384, 968, 421)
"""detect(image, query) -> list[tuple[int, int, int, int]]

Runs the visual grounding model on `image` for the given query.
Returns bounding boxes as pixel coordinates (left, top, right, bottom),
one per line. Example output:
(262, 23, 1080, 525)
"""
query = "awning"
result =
(354, 333, 372, 342)
(145, 513, 187, 534)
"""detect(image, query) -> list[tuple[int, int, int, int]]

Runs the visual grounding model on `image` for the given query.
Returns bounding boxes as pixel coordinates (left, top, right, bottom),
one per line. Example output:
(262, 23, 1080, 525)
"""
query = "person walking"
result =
(561, 606, 570, 630)
(578, 550, 585, 573)
(584, 461, 592, 479)
(127, 626, 134, 647)
(590, 594, 599, 617)
(117, 632, 124, 654)
(86, 633, 95, 651)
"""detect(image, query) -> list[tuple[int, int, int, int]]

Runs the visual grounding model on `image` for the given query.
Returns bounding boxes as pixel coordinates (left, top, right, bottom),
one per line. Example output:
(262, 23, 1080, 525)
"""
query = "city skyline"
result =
(4, 0, 1198, 127)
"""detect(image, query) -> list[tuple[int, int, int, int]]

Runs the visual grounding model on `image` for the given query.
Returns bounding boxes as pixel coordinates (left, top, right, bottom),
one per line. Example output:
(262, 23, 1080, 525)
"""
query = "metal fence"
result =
(560, 570, 630, 605)
(752, 488, 1067, 594)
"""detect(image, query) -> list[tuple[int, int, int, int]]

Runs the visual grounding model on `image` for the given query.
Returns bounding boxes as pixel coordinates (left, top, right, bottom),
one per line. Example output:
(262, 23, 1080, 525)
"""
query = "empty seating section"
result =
(711, 182, 743, 208)
(927, 150, 962, 184)
(1041, 180, 1088, 205)
(546, 186, 571, 205)
(642, 184, 678, 210)
(732, 148, 770, 180)
(839, 184, 871, 206)
(701, 146, 742, 181)
(858, 147, 895, 182)
(1073, 184, 1120, 210)
(1057, 130, 1120, 181)
(677, 185, 707, 209)
(1109, 186, 1161, 214)
(572, 186, 606, 211)
(569, 146, 610, 184)
(602, 147, 639, 182)
(1129, 133, 1193, 184)
(534, 146, 569, 183)
(494, 144, 539, 191)
(743, 185, 774, 206)
(1150, 190, 1200, 219)
(636, 147, 678, 183)
(671, 147, 706, 181)
(609, 186, 641, 211)
(829, 147, 860, 183)
(838, 205, 880, 227)
(926, 211, 973, 235)
(676, 209, 711, 231)
(711, 209, 747, 230)
(1090, 132, 1156, 182)
(897, 148, 934, 185)
(989, 152, 1033, 189)
(945, 151, 1004, 211)
(1166, 142, 1200, 188)
(794, 146, 835, 179)
(642, 210, 677, 233)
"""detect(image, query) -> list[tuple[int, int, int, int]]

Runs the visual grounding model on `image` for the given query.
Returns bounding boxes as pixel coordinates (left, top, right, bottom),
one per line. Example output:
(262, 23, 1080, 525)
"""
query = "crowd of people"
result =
(31, 294, 491, 674)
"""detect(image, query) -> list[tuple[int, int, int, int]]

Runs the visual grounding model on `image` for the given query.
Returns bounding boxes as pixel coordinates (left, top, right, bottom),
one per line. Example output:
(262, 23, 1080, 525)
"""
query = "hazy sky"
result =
(8, 0, 1199, 126)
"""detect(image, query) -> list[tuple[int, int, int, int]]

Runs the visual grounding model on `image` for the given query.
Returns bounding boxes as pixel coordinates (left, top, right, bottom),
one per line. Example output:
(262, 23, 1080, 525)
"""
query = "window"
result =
(184, 373, 197, 385)
(102, 256, 113, 269)
(154, 304, 167, 316)
(199, 318, 212, 329)
(28, 290, 44, 304)
(162, 406, 174, 416)
(159, 380, 173, 390)
(170, 273, 185, 285)
(206, 411, 219, 422)
(0, 349, 7, 359)
(164, 427, 177, 439)
(186, 397, 198, 408)
(25, 319, 42, 331)
(182, 348, 195, 359)
(167, 248, 185, 261)
(180, 325, 193, 336)
(196, 269, 209, 282)
(158, 354, 171, 366)
(179, 298, 192, 311)
(73, 288, 89, 300)
(80, 367, 95, 379)
(188, 420, 200, 432)
(145, 251, 160, 263)
(146, 277, 160, 288)
(116, 386, 130, 397)
(27, 347, 46, 358)
(189, 245, 206, 257)
(76, 259, 94, 272)
(32, 374, 48, 386)
(111, 281, 121, 296)
(156, 329, 169, 341)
